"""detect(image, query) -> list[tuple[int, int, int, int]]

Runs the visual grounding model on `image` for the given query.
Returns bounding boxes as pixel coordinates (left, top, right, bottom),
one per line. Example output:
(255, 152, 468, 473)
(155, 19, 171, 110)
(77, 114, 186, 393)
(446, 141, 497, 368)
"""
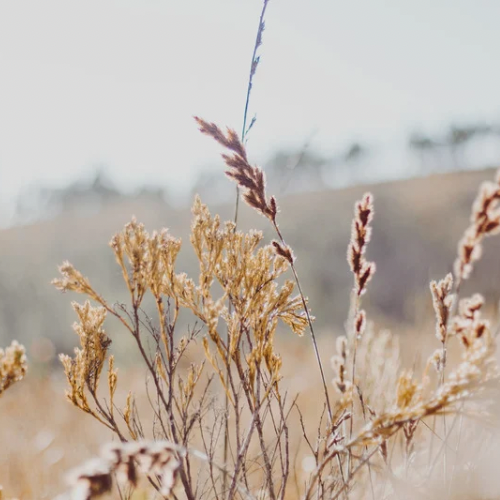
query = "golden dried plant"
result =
(0, 340, 27, 397)
(53, 194, 309, 499)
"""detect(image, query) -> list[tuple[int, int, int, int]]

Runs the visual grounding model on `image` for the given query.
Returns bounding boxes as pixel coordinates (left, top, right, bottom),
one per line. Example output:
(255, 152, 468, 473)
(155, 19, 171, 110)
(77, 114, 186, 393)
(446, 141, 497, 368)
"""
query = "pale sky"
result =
(1, 1, 500, 224)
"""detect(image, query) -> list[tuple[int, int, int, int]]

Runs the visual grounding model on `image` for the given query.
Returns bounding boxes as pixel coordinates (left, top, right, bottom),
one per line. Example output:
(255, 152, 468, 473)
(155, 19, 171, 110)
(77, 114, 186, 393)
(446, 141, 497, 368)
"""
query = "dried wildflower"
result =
(332, 336, 351, 394)
(430, 273, 454, 343)
(459, 293, 484, 320)
(455, 176, 500, 281)
(67, 440, 181, 499)
(354, 310, 366, 339)
(54, 145, 500, 500)
(195, 117, 278, 222)
(59, 301, 111, 416)
(272, 240, 294, 264)
(0, 340, 27, 396)
(347, 193, 376, 296)
(353, 319, 495, 446)
(52, 262, 101, 302)
(109, 219, 182, 306)
(450, 293, 492, 350)
(189, 199, 307, 347)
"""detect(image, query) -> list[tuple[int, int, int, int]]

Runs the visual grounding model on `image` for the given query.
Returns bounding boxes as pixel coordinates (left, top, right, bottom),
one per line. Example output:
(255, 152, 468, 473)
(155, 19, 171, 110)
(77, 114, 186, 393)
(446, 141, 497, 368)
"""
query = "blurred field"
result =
(1, 167, 499, 354)
(2, 168, 500, 498)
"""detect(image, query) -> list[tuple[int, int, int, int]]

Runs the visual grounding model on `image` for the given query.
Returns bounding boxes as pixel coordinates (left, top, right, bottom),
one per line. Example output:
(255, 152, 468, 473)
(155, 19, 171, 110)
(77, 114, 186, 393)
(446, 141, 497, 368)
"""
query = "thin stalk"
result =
(272, 221, 333, 422)
(225, 3, 270, 495)
(347, 293, 360, 479)
(236, 0, 269, 227)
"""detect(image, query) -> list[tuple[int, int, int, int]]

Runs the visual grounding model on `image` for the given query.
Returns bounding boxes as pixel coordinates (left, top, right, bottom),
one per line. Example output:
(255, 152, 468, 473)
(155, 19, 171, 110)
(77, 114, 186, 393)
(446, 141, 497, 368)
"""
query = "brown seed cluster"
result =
(68, 441, 181, 499)
(455, 172, 500, 281)
(451, 293, 491, 349)
(195, 117, 278, 222)
(430, 273, 454, 343)
(272, 240, 295, 264)
(347, 193, 376, 296)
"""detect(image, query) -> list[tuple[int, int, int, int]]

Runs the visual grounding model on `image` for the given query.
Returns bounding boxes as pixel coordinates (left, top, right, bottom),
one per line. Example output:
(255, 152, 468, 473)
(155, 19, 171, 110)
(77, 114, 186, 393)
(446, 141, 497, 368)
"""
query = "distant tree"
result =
(447, 125, 478, 170)
(408, 132, 441, 173)
(134, 186, 169, 205)
(15, 166, 169, 224)
(265, 148, 327, 194)
(190, 169, 232, 206)
(343, 142, 369, 182)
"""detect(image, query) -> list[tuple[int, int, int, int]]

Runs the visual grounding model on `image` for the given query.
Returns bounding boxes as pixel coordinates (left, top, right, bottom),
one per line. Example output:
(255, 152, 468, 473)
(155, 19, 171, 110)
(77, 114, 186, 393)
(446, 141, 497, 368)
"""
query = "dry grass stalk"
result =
(230, 3, 272, 488)
(347, 193, 376, 297)
(343, 193, 376, 480)
(241, 0, 269, 143)
(195, 117, 278, 223)
(430, 273, 454, 345)
(195, 115, 333, 428)
(454, 171, 500, 283)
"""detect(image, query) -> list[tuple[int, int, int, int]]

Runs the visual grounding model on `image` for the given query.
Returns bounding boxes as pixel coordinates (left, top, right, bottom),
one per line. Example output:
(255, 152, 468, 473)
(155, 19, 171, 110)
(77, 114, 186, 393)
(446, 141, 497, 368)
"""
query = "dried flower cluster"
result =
(454, 171, 500, 281)
(195, 117, 278, 222)
(58, 302, 113, 424)
(347, 193, 376, 297)
(0, 341, 27, 397)
(451, 293, 491, 349)
(68, 441, 181, 499)
(0, 342, 27, 500)
(430, 273, 454, 344)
